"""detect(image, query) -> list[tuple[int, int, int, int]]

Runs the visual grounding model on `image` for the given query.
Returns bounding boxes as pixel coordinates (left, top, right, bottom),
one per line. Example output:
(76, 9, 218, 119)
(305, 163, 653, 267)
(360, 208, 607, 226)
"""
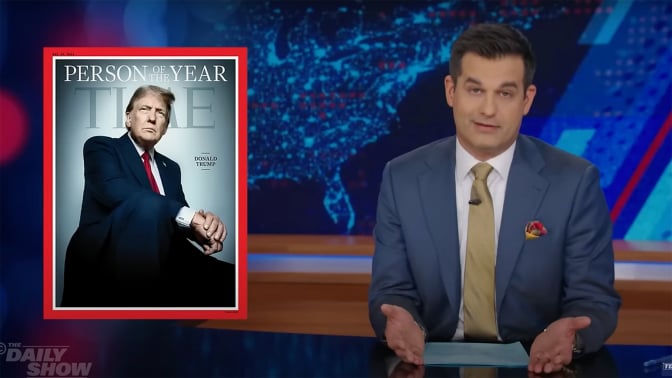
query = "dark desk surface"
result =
(1, 322, 670, 377)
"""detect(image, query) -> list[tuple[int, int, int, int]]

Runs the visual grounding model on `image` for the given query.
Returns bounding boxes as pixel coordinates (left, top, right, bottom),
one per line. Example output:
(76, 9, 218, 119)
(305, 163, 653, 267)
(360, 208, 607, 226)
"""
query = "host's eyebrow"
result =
(464, 77, 482, 86)
(498, 81, 519, 90)
(463, 77, 520, 90)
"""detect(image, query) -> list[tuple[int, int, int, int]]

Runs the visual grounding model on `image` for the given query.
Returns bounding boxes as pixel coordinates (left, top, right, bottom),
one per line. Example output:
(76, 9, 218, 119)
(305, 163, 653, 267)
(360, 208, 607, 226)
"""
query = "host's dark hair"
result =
(449, 23, 536, 88)
(125, 85, 176, 125)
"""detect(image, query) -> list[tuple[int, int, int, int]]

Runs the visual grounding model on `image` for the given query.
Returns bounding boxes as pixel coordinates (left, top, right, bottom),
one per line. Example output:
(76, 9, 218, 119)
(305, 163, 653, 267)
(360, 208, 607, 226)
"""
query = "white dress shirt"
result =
(452, 138, 516, 341)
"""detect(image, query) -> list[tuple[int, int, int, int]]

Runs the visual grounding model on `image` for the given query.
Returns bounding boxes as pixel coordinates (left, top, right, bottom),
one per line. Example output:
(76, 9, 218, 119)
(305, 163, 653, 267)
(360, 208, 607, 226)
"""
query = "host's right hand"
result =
(381, 304, 425, 365)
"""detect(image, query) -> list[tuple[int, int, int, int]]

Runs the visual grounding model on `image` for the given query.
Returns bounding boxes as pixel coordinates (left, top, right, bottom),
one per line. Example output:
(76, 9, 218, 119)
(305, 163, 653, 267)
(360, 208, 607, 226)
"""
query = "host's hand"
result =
(381, 304, 425, 365)
(528, 316, 591, 374)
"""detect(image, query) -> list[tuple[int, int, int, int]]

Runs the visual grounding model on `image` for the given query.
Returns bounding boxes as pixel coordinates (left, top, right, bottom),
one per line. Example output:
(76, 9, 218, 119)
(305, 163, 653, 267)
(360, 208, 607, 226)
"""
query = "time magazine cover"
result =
(43, 47, 247, 319)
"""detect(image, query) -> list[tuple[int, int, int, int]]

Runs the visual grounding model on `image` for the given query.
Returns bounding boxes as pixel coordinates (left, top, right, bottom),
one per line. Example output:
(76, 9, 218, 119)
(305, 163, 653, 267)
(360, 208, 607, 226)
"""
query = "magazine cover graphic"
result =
(43, 47, 247, 319)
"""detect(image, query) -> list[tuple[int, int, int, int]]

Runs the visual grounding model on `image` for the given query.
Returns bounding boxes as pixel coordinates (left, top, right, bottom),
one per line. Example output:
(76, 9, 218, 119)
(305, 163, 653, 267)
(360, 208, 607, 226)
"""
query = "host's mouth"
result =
(473, 121, 499, 129)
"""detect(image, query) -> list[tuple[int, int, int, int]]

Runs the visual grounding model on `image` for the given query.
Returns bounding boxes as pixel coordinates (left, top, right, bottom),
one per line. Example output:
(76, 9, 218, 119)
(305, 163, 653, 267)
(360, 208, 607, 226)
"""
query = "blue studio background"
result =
(0, 0, 670, 377)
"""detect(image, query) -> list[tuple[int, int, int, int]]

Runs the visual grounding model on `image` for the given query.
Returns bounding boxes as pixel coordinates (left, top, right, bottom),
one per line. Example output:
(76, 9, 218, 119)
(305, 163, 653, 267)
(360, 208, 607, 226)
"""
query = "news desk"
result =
(147, 330, 672, 377)
(19, 327, 672, 377)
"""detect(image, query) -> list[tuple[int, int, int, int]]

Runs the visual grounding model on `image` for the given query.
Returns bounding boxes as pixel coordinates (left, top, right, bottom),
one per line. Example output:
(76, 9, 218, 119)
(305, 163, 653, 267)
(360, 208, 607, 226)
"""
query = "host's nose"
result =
(479, 94, 497, 117)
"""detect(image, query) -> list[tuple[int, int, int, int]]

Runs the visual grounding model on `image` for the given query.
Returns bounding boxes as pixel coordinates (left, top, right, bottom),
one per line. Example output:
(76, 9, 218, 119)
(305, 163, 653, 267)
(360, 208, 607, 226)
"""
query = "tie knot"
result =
(472, 162, 493, 181)
(142, 151, 150, 162)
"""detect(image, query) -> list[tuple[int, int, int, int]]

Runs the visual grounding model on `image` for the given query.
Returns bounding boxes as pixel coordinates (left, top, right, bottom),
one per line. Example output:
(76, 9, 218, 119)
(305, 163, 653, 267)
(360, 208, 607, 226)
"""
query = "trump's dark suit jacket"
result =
(61, 134, 224, 307)
(368, 135, 621, 354)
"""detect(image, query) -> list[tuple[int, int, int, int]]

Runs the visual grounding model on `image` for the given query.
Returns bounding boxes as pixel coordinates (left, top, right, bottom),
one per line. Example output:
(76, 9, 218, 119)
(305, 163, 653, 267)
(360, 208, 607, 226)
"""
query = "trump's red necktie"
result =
(141, 151, 160, 193)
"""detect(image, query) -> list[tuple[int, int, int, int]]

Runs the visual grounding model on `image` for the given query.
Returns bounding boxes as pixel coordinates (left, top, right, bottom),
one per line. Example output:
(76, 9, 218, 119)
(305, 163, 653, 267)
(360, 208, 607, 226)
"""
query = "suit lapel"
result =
(419, 138, 462, 311)
(496, 136, 549, 312)
(117, 134, 151, 190)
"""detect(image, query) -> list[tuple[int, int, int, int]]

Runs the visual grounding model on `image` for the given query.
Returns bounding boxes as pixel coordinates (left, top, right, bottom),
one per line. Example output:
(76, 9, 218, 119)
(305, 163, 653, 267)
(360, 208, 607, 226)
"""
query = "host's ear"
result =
(444, 75, 455, 107)
(125, 112, 131, 129)
(523, 84, 537, 116)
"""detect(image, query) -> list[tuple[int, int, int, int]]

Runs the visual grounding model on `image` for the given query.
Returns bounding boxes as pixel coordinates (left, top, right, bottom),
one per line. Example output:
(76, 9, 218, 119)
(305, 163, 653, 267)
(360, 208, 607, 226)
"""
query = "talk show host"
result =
(368, 23, 621, 375)
(61, 85, 234, 308)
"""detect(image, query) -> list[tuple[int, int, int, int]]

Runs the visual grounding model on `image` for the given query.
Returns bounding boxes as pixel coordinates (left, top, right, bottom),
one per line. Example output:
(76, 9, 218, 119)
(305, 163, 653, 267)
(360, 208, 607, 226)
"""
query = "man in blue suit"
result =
(368, 23, 620, 375)
(62, 85, 234, 308)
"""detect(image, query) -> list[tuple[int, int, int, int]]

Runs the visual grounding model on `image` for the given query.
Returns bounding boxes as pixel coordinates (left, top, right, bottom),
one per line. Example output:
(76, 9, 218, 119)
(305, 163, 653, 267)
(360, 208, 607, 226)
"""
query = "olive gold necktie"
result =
(464, 367, 498, 378)
(463, 162, 498, 341)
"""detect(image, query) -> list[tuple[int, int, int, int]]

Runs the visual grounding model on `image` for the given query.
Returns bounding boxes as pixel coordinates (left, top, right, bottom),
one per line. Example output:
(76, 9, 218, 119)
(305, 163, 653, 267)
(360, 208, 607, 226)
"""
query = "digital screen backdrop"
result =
(2, 0, 670, 239)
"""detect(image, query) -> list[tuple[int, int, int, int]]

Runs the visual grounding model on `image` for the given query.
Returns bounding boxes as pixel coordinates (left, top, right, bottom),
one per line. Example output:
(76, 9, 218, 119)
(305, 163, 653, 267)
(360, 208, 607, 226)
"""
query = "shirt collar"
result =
(127, 132, 155, 160)
(455, 138, 516, 181)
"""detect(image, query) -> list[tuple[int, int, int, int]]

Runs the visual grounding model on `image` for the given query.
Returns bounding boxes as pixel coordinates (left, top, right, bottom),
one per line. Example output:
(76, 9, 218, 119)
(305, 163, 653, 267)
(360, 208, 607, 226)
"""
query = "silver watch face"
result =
(573, 334, 584, 354)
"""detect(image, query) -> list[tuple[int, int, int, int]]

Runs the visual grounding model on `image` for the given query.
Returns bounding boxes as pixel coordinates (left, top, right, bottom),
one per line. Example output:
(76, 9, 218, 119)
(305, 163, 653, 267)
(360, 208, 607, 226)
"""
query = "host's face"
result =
(445, 52, 536, 161)
(126, 91, 169, 150)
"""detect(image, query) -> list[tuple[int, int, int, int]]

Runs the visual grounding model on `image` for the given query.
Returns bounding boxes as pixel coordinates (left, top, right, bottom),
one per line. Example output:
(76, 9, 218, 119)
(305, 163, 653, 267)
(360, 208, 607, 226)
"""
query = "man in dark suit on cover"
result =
(368, 23, 620, 375)
(62, 85, 234, 308)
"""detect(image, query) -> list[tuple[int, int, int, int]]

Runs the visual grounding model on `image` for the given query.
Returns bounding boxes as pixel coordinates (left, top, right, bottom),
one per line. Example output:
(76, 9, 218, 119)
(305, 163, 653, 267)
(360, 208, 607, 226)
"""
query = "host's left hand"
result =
(528, 316, 591, 374)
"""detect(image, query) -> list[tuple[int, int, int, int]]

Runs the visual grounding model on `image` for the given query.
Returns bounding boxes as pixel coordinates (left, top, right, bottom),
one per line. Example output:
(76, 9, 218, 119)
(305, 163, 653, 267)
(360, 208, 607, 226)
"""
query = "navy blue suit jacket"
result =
(368, 135, 621, 354)
(62, 134, 189, 305)
(77, 134, 187, 227)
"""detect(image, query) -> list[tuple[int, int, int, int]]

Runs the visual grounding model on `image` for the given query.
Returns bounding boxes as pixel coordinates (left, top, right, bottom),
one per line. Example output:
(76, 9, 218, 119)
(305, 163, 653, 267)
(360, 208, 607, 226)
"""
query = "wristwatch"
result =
(572, 333, 584, 356)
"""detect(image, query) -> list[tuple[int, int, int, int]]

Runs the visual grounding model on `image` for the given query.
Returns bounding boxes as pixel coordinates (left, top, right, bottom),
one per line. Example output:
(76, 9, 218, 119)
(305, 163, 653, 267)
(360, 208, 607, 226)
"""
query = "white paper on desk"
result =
(424, 342, 529, 367)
